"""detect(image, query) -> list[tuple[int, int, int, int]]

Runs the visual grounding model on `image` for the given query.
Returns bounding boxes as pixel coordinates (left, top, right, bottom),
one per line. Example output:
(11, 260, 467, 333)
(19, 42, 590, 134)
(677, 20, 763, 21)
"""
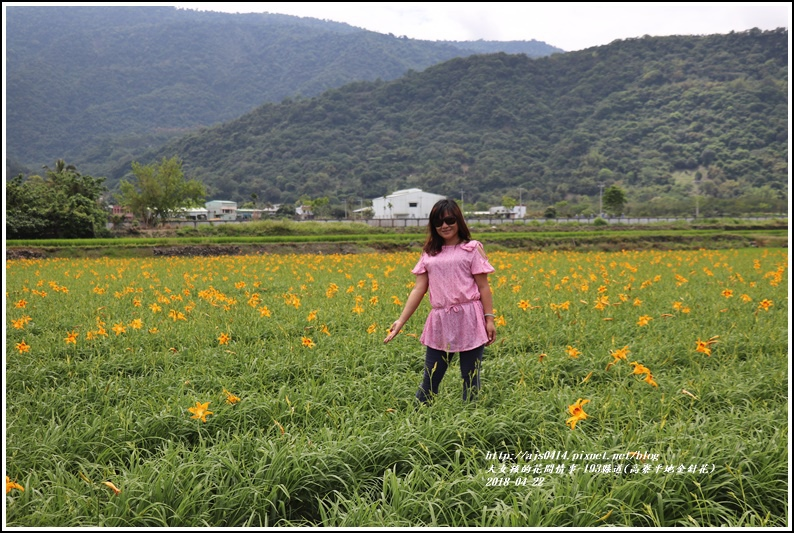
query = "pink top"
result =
(411, 240, 495, 352)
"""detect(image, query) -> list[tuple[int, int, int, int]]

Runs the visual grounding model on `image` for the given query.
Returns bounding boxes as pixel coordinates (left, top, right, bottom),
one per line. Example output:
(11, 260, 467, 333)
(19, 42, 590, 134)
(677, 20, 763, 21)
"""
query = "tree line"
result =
(132, 28, 787, 217)
(6, 157, 205, 239)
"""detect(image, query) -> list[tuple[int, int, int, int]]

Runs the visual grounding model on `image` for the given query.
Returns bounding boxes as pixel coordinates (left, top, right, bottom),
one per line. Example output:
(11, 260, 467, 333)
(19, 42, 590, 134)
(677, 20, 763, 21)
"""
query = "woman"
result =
(384, 199, 496, 403)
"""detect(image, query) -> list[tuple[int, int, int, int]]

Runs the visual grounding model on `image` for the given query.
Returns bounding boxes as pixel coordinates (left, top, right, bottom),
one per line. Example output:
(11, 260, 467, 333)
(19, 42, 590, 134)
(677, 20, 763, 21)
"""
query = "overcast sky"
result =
(166, 2, 792, 52)
(3, 2, 790, 51)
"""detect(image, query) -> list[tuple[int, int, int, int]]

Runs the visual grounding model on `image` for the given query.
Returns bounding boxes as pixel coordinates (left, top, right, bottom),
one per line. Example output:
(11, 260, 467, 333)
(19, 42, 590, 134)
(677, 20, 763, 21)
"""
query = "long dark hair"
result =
(423, 199, 471, 256)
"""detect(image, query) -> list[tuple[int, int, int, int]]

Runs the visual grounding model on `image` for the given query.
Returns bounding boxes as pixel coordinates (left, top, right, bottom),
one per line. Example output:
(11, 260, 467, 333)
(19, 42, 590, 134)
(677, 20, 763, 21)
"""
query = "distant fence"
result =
(362, 216, 786, 228)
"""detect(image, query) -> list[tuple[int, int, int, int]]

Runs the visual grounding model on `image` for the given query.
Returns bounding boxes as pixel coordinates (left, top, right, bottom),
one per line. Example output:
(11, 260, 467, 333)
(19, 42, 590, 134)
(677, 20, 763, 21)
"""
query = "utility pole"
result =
(598, 183, 605, 217)
(693, 179, 699, 219)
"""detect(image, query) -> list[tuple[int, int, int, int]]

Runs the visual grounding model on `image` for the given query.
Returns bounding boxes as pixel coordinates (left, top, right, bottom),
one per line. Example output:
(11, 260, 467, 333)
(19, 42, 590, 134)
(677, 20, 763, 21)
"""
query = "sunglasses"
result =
(434, 216, 457, 227)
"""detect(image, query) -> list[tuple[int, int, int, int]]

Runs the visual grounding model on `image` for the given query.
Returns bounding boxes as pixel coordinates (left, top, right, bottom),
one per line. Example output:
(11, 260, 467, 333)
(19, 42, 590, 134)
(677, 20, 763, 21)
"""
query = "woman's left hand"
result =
(383, 319, 404, 344)
(485, 320, 496, 345)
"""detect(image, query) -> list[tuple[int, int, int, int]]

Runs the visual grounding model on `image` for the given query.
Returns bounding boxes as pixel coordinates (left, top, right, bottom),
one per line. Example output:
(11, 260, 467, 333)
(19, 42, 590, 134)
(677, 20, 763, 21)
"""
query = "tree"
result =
(275, 203, 297, 218)
(6, 160, 109, 239)
(603, 185, 627, 216)
(554, 200, 571, 218)
(501, 195, 517, 211)
(118, 156, 206, 226)
(309, 196, 331, 218)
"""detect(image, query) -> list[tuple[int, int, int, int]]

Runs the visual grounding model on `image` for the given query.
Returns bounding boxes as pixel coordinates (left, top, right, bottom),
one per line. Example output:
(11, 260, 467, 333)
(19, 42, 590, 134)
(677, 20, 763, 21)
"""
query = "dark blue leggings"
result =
(416, 345, 484, 404)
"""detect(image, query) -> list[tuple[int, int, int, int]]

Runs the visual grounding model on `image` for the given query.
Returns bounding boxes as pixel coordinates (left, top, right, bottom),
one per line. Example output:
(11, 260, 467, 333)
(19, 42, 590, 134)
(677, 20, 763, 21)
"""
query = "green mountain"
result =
(5, 6, 561, 176)
(135, 28, 788, 216)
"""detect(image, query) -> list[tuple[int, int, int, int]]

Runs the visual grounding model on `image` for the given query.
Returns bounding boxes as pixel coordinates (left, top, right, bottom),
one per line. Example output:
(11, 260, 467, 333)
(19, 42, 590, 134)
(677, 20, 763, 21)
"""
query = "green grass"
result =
(6, 228, 786, 255)
(5, 248, 788, 526)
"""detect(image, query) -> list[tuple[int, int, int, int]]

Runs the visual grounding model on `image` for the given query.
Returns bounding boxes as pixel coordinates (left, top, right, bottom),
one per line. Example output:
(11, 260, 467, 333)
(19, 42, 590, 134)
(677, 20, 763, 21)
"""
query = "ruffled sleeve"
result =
(465, 240, 495, 275)
(411, 253, 428, 275)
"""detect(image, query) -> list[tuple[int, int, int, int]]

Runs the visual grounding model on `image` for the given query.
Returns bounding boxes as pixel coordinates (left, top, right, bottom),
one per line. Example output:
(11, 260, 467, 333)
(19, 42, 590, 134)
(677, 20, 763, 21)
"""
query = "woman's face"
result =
(434, 210, 458, 243)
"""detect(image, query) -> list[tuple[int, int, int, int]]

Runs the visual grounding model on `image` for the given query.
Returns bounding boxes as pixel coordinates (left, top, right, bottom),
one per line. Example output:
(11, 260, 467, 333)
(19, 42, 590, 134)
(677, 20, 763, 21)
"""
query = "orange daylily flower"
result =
(301, 336, 315, 348)
(223, 388, 241, 404)
(695, 340, 712, 356)
(566, 398, 590, 430)
(188, 401, 213, 423)
(218, 332, 231, 345)
(15, 341, 31, 353)
(629, 361, 651, 376)
(566, 345, 580, 358)
(6, 476, 24, 493)
(609, 345, 630, 361)
(695, 337, 718, 356)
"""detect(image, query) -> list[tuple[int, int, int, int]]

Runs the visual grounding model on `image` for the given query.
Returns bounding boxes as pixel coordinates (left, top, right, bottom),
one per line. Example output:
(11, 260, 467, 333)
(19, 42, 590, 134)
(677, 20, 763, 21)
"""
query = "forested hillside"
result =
(136, 28, 788, 217)
(5, 5, 561, 177)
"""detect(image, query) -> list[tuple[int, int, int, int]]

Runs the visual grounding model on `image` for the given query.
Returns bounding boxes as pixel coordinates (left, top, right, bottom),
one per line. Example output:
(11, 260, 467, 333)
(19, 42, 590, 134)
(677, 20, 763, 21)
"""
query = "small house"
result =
(205, 200, 237, 221)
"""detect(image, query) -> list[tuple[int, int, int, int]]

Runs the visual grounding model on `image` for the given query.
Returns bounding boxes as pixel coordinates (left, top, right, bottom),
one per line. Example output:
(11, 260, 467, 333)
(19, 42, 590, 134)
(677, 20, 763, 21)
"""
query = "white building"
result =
(205, 200, 237, 221)
(371, 189, 447, 219)
(182, 207, 208, 220)
(296, 205, 313, 219)
(489, 205, 527, 219)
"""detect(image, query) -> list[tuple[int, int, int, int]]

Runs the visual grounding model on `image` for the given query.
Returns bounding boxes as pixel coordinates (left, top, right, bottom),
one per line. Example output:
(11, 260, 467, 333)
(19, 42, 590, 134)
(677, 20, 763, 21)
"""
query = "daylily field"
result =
(4, 247, 789, 526)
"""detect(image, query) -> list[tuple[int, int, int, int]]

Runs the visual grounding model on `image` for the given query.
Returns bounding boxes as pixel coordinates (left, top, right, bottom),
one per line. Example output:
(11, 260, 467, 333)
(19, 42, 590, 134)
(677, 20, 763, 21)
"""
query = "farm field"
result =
(4, 247, 789, 526)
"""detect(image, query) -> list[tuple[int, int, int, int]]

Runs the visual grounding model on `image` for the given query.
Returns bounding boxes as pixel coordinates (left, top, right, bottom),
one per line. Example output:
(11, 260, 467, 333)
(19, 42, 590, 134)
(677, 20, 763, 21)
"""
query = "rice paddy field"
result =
(4, 246, 789, 527)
